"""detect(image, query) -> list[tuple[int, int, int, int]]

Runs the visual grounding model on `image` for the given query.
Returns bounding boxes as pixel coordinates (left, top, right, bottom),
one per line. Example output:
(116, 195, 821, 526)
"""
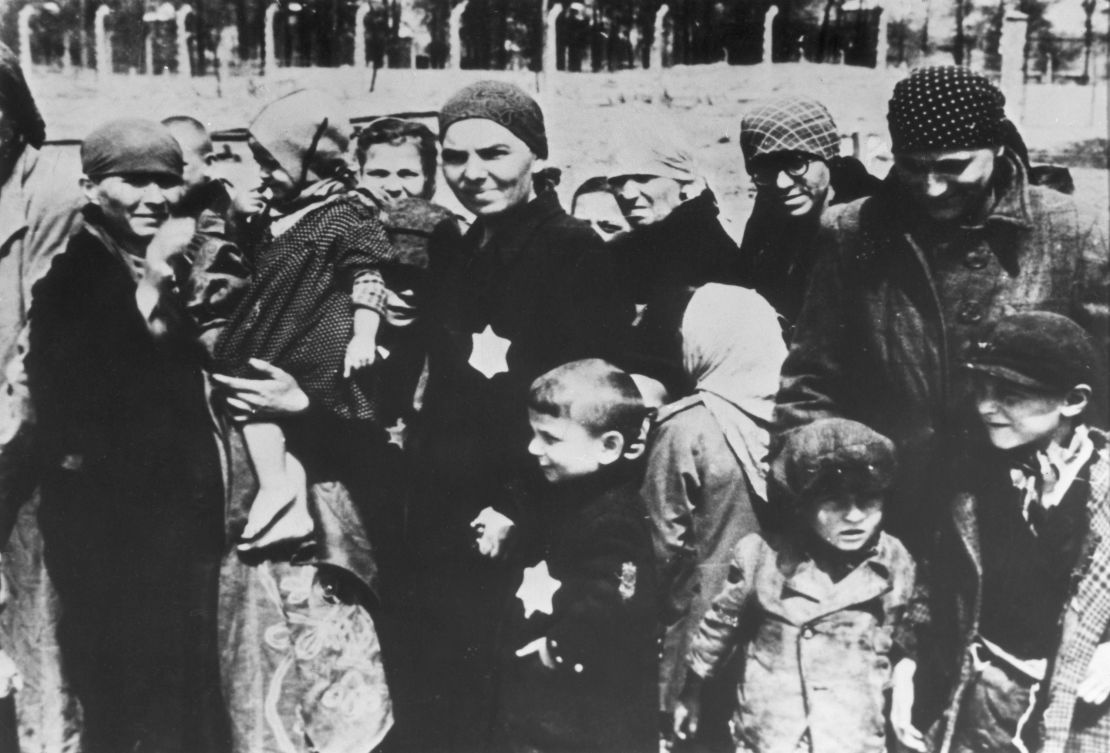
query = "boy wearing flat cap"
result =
(674, 418, 915, 753)
(892, 311, 1110, 753)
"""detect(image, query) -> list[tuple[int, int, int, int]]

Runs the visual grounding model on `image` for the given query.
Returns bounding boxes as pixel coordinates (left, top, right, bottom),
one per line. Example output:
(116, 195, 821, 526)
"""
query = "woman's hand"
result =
(891, 658, 926, 752)
(211, 358, 310, 420)
(1078, 642, 1110, 705)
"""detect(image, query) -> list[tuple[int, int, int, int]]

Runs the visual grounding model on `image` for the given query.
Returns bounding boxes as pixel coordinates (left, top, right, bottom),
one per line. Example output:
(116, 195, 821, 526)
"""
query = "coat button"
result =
(964, 247, 990, 270)
(957, 301, 982, 324)
(801, 627, 815, 639)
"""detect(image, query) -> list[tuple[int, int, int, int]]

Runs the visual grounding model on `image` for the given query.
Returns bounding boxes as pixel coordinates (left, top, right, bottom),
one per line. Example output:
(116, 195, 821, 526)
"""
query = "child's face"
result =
(973, 374, 1071, 450)
(527, 410, 615, 484)
(808, 492, 883, 552)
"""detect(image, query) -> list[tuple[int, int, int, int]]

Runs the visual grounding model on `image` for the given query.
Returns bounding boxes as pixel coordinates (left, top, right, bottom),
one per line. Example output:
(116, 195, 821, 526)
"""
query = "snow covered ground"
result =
(26, 62, 1108, 237)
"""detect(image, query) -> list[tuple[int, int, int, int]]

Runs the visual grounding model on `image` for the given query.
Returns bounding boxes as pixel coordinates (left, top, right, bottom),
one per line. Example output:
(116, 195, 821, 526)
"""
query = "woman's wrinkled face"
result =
(441, 119, 536, 217)
(248, 138, 297, 203)
(360, 140, 428, 207)
(611, 175, 683, 227)
(83, 173, 182, 246)
(892, 146, 999, 223)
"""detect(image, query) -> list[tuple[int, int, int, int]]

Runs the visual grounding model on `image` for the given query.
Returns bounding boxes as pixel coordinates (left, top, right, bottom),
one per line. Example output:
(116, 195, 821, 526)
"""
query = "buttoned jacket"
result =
(688, 531, 915, 753)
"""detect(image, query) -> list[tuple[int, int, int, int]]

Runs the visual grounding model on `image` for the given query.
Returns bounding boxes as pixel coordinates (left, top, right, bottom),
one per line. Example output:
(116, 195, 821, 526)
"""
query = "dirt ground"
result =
(27, 62, 1109, 238)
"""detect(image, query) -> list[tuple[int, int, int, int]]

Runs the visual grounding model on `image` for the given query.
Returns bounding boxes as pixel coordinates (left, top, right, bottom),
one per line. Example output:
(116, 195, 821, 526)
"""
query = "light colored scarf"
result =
(681, 283, 787, 501)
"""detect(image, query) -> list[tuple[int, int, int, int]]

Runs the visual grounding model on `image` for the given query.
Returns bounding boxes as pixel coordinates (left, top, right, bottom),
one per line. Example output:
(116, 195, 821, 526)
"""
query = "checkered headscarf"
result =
(740, 96, 841, 165)
(887, 66, 1006, 153)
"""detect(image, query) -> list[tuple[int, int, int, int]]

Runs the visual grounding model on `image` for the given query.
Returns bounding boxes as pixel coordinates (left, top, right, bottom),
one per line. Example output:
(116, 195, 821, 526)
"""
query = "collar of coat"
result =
(771, 530, 901, 622)
(851, 148, 1034, 268)
(465, 190, 564, 266)
(951, 428, 1110, 587)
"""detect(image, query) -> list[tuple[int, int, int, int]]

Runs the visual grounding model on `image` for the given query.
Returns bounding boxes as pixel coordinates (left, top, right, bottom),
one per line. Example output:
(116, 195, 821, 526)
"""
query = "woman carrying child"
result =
(213, 89, 407, 551)
(211, 90, 406, 753)
(674, 418, 916, 753)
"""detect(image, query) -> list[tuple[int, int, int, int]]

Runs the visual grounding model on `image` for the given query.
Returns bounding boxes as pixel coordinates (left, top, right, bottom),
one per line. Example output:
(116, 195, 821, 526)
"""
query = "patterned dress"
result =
(215, 195, 399, 421)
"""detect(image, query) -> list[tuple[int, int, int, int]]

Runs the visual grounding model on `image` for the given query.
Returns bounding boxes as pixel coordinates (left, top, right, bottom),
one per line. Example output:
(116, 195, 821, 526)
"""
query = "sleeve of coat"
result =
(773, 216, 854, 435)
(685, 533, 759, 679)
(544, 514, 654, 676)
(1071, 203, 1109, 425)
(641, 414, 701, 586)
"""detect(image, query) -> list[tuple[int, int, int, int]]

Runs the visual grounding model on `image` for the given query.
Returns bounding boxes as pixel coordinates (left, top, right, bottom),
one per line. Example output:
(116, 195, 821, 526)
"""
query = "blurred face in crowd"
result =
(441, 119, 537, 218)
(527, 410, 621, 484)
(360, 140, 428, 208)
(81, 172, 182, 249)
(611, 174, 683, 227)
(572, 189, 630, 241)
(892, 146, 999, 224)
(165, 123, 215, 194)
(972, 373, 1086, 451)
(748, 151, 831, 220)
(0, 109, 19, 184)
(808, 491, 884, 553)
(248, 137, 298, 204)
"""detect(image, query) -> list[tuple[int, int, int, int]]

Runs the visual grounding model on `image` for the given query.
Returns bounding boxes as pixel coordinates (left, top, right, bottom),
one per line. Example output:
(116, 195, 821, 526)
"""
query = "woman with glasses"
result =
(735, 96, 880, 331)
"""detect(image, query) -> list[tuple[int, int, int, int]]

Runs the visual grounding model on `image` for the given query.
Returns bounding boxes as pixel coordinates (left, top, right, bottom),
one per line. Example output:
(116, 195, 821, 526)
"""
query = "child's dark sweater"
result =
(498, 464, 658, 753)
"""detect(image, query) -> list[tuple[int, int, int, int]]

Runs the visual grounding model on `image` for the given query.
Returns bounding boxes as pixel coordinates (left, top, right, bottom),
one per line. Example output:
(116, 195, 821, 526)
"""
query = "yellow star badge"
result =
(516, 560, 561, 619)
(386, 417, 408, 450)
(469, 325, 510, 378)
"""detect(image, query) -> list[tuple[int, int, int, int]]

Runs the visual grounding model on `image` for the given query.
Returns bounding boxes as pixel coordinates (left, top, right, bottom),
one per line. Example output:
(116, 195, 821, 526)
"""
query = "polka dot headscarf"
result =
(887, 66, 1006, 154)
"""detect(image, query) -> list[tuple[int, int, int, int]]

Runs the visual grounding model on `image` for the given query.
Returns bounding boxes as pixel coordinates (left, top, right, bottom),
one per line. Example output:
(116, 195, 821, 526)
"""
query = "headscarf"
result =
(438, 81, 548, 159)
(740, 96, 840, 164)
(681, 284, 787, 500)
(609, 118, 697, 184)
(0, 42, 45, 149)
(249, 89, 352, 185)
(887, 66, 1007, 154)
(81, 118, 183, 181)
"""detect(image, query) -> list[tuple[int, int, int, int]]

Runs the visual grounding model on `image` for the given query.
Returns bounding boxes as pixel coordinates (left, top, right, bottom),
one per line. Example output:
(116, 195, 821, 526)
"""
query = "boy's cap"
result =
(772, 418, 897, 501)
(964, 311, 1097, 393)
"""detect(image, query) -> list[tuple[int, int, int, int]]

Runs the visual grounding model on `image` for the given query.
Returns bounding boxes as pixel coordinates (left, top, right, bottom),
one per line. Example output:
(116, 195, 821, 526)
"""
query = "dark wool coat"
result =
(498, 467, 658, 753)
(430, 190, 633, 388)
(774, 152, 1109, 546)
(901, 429, 1110, 753)
(27, 226, 228, 753)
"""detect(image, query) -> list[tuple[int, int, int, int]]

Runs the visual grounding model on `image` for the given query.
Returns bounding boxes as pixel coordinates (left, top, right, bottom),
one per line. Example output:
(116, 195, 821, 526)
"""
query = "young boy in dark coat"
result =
(493, 359, 658, 753)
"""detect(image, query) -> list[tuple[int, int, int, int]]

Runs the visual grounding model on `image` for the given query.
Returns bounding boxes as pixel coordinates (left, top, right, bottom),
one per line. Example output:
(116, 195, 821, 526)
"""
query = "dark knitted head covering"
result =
(81, 118, 183, 181)
(439, 81, 548, 159)
(740, 96, 841, 164)
(888, 66, 1007, 154)
(0, 42, 45, 149)
(771, 418, 897, 509)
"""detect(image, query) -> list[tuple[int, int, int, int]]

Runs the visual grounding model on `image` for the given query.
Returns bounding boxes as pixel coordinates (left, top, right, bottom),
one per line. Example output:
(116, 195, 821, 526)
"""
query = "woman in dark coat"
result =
(735, 96, 882, 331)
(431, 80, 634, 554)
(27, 119, 228, 753)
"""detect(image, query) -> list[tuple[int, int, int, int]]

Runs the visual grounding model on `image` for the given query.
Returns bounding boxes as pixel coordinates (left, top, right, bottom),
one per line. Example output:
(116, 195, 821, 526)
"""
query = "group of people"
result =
(0, 39, 1107, 753)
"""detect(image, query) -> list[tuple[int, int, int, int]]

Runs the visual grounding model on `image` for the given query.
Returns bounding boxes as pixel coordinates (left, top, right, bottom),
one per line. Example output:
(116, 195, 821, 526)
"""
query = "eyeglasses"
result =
(749, 154, 818, 187)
